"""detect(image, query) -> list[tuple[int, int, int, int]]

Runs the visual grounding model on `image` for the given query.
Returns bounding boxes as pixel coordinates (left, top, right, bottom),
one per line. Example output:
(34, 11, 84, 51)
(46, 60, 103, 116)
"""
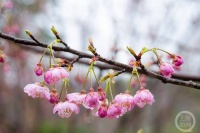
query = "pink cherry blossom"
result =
(160, 62, 174, 78)
(134, 87, 155, 108)
(44, 67, 69, 84)
(49, 89, 59, 104)
(66, 91, 86, 105)
(113, 91, 135, 111)
(106, 103, 125, 118)
(173, 55, 183, 66)
(83, 88, 100, 110)
(53, 101, 80, 118)
(24, 83, 50, 100)
(34, 63, 43, 76)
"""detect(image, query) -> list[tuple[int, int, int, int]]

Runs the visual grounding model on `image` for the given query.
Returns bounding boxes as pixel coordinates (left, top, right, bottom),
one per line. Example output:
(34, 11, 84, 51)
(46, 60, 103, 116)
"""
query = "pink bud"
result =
(0, 53, 6, 63)
(160, 62, 174, 78)
(34, 63, 43, 76)
(98, 87, 106, 101)
(96, 104, 108, 118)
(172, 55, 183, 66)
(49, 89, 59, 104)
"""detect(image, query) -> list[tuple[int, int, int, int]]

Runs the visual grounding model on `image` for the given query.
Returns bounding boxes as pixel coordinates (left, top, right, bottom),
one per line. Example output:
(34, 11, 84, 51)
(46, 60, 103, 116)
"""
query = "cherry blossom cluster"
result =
(128, 47, 184, 78)
(18, 27, 183, 119)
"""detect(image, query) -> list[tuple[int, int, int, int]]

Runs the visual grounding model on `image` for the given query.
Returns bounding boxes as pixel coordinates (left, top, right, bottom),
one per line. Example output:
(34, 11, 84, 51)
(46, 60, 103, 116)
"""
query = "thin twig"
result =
(0, 31, 200, 89)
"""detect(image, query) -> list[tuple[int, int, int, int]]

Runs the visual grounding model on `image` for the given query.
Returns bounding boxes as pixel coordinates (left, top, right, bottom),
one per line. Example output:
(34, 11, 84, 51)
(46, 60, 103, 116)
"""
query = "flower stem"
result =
(92, 68, 99, 86)
(59, 81, 66, 101)
(109, 79, 114, 100)
(152, 49, 162, 65)
(154, 48, 172, 55)
(128, 73, 134, 91)
(39, 48, 48, 63)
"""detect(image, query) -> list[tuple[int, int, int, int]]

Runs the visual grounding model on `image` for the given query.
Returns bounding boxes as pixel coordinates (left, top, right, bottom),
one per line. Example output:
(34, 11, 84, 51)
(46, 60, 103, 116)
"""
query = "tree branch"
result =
(0, 31, 200, 89)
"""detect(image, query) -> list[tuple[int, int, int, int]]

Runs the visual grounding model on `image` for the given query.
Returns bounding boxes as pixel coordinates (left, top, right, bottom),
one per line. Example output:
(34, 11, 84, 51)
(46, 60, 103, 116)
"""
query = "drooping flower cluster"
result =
(22, 37, 183, 119)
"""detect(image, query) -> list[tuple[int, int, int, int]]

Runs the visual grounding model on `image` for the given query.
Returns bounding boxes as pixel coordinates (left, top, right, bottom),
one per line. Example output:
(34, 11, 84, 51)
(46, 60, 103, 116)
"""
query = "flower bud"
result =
(160, 62, 174, 78)
(172, 55, 183, 66)
(49, 89, 59, 104)
(34, 63, 43, 76)
(0, 53, 6, 63)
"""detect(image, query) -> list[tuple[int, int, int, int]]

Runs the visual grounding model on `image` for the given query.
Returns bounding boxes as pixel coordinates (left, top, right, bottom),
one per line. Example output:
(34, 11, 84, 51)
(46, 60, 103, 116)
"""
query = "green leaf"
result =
(99, 75, 109, 82)
(127, 46, 136, 56)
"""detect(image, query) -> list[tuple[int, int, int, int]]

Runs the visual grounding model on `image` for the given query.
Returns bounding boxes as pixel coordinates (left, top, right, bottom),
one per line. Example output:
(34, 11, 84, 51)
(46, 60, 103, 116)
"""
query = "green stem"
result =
(154, 48, 172, 55)
(109, 79, 114, 100)
(66, 79, 71, 93)
(59, 81, 66, 101)
(39, 48, 48, 63)
(152, 50, 162, 65)
(105, 81, 110, 103)
(128, 73, 134, 91)
(111, 78, 116, 96)
(83, 68, 91, 90)
(92, 68, 99, 86)
(90, 71, 92, 88)
(48, 48, 52, 68)
(135, 68, 142, 87)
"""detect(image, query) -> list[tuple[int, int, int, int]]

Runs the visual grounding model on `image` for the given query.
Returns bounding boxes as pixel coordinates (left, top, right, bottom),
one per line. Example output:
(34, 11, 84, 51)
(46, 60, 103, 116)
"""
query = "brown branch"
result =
(0, 31, 200, 90)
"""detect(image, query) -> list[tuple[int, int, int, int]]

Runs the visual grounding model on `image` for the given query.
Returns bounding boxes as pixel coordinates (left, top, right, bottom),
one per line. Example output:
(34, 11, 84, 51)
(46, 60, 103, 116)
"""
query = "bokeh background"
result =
(0, 0, 200, 133)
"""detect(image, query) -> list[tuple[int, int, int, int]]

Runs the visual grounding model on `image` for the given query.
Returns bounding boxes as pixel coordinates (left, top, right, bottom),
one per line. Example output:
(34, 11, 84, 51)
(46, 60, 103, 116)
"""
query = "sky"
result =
(21, 0, 200, 74)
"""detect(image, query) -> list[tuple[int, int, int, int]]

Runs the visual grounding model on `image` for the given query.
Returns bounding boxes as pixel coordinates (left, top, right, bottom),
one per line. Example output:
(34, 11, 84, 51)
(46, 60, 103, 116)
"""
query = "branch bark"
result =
(0, 31, 200, 89)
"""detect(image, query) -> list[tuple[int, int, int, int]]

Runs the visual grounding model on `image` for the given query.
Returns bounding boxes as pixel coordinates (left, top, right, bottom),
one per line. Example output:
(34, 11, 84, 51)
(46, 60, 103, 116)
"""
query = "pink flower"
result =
(172, 55, 183, 66)
(83, 88, 100, 110)
(107, 103, 125, 118)
(53, 101, 80, 118)
(160, 62, 174, 78)
(96, 104, 108, 118)
(0, 52, 6, 63)
(134, 87, 155, 108)
(24, 83, 50, 100)
(34, 63, 43, 76)
(49, 89, 59, 104)
(44, 67, 69, 84)
(113, 91, 135, 111)
(66, 91, 86, 105)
